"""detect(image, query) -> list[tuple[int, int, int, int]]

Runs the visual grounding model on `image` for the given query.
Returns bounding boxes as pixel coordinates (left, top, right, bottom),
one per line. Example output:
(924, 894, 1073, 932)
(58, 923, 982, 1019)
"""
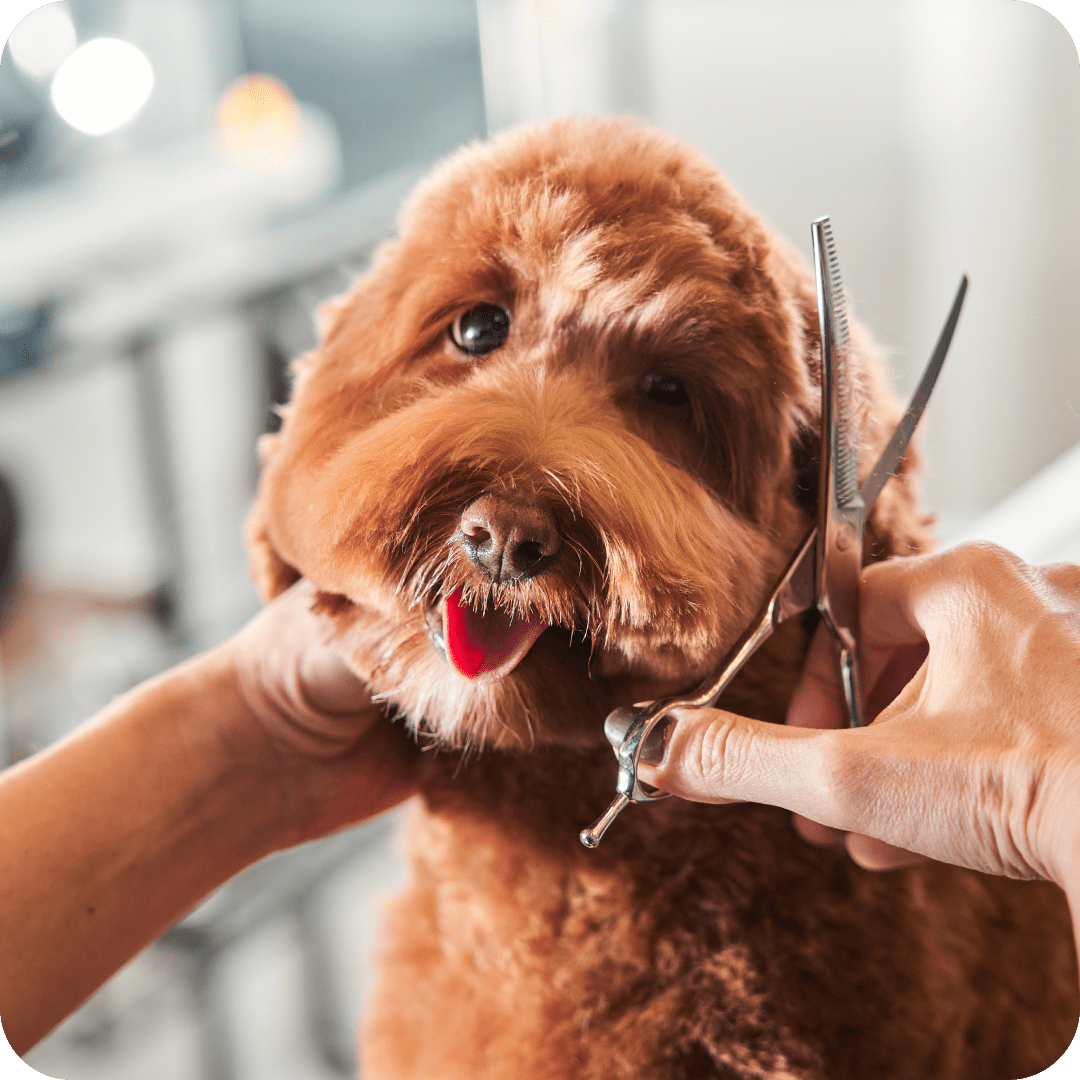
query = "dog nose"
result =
(459, 494, 561, 582)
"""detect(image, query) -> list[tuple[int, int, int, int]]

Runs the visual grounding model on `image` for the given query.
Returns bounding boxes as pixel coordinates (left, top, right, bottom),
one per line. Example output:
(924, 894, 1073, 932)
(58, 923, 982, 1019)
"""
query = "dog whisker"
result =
(566, 535, 605, 583)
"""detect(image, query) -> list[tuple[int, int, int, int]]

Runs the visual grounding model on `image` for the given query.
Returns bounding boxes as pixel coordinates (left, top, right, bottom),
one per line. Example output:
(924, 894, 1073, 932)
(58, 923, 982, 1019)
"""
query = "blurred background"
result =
(0, 1, 1077, 1077)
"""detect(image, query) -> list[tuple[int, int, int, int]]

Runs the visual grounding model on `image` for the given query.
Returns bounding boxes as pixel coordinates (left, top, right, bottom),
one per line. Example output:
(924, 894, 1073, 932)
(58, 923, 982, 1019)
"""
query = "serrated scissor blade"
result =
(813, 217, 860, 513)
(813, 217, 865, 726)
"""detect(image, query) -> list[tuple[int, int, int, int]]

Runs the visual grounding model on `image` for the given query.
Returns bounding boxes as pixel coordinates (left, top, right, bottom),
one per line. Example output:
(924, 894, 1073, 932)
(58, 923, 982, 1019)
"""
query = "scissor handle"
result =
(580, 595, 791, 847)
(581, 526, 819, 849)
(579, 701, 676, 848)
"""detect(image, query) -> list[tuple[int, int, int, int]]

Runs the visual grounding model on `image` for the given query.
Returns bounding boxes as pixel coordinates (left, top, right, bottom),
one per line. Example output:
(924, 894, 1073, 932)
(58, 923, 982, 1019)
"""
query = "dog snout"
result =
(458, 494, 562, 583)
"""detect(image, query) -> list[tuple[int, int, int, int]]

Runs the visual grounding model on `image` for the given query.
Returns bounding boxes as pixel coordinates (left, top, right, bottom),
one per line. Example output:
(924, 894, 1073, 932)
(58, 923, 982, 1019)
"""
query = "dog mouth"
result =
(435, 586, 549, 681)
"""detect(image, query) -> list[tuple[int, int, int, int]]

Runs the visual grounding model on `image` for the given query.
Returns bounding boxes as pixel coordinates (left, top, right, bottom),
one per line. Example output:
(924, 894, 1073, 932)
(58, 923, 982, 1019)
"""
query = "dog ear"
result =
(246, 432, 302, 601)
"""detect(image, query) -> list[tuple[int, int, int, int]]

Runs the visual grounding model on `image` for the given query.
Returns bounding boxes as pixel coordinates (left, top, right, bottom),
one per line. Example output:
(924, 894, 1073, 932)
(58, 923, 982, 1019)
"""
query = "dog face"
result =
(248, 118, 920, 753)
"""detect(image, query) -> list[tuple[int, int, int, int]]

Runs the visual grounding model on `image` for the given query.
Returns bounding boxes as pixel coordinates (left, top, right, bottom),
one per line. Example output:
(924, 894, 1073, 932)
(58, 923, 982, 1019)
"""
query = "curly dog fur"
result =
(247, 118, 1078, 1079)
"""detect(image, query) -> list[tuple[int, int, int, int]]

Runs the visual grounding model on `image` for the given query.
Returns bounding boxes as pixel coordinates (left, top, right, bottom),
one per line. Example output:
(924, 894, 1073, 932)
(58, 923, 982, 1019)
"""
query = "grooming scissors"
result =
(580, 217, 967, 849)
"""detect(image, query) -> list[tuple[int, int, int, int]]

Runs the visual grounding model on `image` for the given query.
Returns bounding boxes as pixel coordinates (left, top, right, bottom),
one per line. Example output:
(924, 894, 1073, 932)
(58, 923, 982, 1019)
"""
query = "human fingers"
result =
(785, 623, 925, 850)
(787, 567, 930, 738)
(644, 698, 984, 870)
(233, 579, 385, 758)
(652, 544, 1080, 885)
(844, 833, 927, 871)
(792, 814, 845, 847)
(783, 625, 848, 845)
(786, 546, 991, 739)
(639, 705, 841, 822)
(854, 554, 947, 709)
(786, 622, 846, 730)
(792, 818, 930, 872)
(858, 551, 954, 649)
(858, 542, 1042, 666)
(229, 580, 422, 845)
(786, 542, 1039, 729)
(288, 702, 422, 847)
(1039, 559, 1080, 600)
(298, 633, 373, 715)
(795, 620, 928, 866)
(636, 693, 1023, 877)
(780, 569, 931, 860)
(851, 545, 1042, 727)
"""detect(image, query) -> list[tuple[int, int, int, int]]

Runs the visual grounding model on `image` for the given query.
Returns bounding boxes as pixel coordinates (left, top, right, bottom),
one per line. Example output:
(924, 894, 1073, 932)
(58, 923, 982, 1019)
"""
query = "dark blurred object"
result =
(0, 119, 34, 171)
(0, 301, 50, 381)
(0, 471, 17, 617)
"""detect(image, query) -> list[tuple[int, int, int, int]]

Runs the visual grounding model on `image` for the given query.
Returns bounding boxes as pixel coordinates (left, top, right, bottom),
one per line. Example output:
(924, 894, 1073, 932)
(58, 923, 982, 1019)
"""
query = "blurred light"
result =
(215, 74, 302, 172)
(8, 3, 76, 80)
(50, 38, 154, 136)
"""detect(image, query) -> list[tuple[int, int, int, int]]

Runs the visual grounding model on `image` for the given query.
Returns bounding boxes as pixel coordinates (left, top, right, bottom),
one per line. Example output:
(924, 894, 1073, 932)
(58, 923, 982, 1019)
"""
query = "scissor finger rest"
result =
(579, 700, 678, 848)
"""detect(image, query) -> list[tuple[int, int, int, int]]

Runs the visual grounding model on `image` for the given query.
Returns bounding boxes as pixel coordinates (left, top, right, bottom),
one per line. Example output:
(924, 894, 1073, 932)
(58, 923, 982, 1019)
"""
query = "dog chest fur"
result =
(359, 750, 1077, 1079)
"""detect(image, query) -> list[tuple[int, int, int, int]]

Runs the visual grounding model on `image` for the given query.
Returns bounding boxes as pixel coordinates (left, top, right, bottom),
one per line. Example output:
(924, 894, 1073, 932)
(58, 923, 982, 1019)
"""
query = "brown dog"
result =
(247, 119, 1078, 1079)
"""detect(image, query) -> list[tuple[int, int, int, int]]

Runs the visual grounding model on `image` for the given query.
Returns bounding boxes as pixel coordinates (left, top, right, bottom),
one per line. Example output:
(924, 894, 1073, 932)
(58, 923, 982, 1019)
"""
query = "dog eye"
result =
(639, 373, 690, 408)
(450, 304, 511, 356)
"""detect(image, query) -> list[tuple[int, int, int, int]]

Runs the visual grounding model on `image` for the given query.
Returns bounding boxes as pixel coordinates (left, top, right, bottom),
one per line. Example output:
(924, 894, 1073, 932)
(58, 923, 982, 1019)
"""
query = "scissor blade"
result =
(813, 219, 858, 513)
(859, 276, 968, 511)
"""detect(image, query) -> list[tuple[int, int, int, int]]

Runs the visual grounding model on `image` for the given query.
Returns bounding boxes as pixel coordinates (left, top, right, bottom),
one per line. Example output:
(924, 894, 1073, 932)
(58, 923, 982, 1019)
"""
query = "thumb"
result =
(299, 642, 373, 716)
(638, 705, 839, 820)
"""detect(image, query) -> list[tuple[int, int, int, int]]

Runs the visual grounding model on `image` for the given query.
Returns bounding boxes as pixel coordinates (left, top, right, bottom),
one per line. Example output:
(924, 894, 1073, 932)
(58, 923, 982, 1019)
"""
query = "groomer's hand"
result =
(781, 616, 929, 872)
(221, 578, 421, 848)
(638, 543, 1080, 899)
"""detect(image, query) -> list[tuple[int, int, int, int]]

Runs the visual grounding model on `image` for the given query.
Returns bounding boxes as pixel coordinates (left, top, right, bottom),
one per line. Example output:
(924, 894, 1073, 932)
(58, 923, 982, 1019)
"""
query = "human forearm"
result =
(0, 581, 420, 1055)
(0, 647, 286, 1054)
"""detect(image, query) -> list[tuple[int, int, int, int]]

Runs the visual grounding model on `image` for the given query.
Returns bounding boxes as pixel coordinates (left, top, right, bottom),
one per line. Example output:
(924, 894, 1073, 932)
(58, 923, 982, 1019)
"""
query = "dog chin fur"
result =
(247, 117, 1078, 1079)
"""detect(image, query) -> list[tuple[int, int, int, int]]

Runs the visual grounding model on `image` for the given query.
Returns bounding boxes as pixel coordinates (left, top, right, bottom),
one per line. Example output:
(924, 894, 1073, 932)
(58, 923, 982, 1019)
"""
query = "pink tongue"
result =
(444, 587, 548, 679)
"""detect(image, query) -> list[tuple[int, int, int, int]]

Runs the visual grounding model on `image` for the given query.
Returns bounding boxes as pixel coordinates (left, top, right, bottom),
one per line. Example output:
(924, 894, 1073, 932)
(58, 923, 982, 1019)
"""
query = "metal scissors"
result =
(580, 216, 967, 849)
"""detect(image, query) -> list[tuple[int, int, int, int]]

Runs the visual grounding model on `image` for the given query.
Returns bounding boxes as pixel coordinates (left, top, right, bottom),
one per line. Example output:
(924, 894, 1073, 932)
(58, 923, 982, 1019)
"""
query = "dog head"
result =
(247, 118, 925, 753)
